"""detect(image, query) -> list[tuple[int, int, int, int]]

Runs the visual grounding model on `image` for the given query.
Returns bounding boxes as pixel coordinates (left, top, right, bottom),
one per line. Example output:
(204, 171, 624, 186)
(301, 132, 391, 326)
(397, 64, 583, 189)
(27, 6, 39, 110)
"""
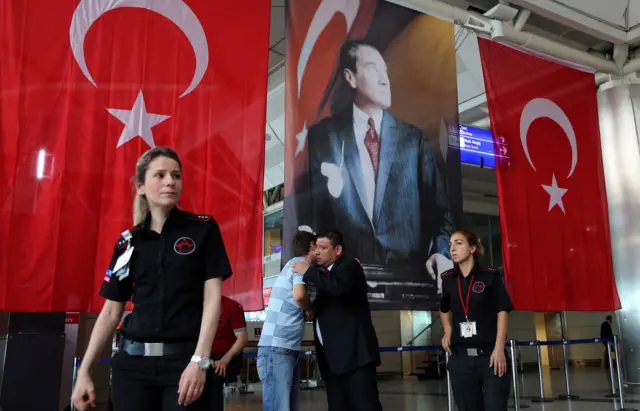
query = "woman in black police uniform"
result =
(440, 229, 513, 411)
(71, 147, 232, 411)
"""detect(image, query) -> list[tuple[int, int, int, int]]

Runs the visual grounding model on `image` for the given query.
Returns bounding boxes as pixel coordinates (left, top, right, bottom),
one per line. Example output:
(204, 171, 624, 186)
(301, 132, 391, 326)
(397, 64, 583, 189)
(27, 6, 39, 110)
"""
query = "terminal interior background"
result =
(258, 0, 614, 373)
(233, 1, 625, 410)
(2, 0, 636, 410)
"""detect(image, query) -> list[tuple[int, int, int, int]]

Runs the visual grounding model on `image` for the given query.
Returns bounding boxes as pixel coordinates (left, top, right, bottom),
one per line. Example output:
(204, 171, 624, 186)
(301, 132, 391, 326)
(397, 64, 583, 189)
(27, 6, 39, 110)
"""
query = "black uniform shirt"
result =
(439, 264, 513, 348)
(100, 207, 233, 343)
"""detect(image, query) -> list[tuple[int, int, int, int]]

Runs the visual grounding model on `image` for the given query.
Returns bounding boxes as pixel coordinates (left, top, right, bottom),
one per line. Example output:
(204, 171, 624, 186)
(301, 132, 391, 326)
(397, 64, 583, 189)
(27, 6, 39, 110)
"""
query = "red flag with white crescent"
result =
(0, 0, 269, 312)
(478, 39, 620, 311)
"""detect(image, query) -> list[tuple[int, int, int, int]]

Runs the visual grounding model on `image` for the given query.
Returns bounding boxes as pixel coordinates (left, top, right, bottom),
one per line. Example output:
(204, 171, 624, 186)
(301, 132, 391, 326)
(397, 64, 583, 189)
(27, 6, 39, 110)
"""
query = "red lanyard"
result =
(457, 274, 475, 322)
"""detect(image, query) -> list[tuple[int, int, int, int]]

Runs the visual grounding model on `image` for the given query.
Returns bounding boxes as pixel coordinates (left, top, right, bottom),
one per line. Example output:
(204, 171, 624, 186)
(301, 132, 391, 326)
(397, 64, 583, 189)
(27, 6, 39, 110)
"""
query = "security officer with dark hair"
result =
(440, 229, 513, 411)
(72, 147, 232, 411)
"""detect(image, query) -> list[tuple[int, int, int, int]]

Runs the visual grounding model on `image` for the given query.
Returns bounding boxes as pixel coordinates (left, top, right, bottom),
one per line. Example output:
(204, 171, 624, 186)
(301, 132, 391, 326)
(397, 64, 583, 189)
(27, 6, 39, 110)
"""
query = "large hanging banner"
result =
(284, 0, 462, 310)
(478, 39, 620, 311)
(0, 0, 269, 312)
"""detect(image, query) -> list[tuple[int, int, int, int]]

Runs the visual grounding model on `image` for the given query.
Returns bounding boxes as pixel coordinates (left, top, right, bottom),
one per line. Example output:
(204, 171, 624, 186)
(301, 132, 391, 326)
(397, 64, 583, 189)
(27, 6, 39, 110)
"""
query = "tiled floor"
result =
(223, 367, 634, 410)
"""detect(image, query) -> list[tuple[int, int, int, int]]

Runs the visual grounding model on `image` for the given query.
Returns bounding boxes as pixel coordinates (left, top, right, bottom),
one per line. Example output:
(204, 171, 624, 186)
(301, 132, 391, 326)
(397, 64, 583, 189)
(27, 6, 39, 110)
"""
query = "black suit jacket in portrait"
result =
(303, 257, 381, 377)
(294, 108, 454, 270)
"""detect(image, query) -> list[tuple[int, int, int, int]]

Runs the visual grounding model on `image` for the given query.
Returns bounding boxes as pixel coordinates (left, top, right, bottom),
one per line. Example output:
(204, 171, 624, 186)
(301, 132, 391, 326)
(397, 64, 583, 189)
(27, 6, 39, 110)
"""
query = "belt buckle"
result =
(144, 343, 164, 356)
(467, 348, 478, 357)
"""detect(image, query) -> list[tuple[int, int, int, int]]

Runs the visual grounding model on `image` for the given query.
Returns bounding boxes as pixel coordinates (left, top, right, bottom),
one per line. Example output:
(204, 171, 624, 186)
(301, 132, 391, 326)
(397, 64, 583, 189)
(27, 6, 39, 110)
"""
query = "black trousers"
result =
(110, 351, 224, 411)
(323, 362, 382, 411)
(448, 354, 511, 411)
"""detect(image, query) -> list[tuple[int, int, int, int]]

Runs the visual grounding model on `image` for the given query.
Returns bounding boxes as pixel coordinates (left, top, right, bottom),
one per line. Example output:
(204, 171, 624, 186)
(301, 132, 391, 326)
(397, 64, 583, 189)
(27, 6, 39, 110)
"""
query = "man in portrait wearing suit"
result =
(294, 40, 455, 296)
(292, 230, 382, 411)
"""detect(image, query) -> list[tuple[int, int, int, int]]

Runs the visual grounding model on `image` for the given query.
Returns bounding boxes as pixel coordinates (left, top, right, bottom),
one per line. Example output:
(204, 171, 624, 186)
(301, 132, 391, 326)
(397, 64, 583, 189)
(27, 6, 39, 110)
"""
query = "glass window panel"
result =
(489, 215, 504, 271)
(459, 212, 492, 266)
(244, 311, 266, 322)
(263, 209, 283, 256)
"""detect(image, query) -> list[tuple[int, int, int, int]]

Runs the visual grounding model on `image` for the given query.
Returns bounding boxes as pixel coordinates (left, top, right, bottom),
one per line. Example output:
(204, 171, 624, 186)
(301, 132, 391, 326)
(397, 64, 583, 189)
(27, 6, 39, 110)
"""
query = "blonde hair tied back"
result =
(133, 194, 150, 226)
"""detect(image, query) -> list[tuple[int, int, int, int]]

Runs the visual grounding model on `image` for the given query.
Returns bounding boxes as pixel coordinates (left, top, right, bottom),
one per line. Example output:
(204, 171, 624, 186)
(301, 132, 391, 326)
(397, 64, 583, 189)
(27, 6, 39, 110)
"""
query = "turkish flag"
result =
(0, 1, 269, 312)
(478, 39, 620, 311)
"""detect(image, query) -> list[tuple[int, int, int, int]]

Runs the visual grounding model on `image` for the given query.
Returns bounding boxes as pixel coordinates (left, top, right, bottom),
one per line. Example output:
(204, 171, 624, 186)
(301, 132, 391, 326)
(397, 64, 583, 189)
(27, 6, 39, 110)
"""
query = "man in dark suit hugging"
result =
(292, 230, 382, 411)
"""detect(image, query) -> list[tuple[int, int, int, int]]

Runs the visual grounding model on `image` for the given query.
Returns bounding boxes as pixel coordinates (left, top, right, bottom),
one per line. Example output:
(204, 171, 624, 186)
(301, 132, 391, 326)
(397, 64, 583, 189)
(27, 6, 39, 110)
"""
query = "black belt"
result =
(451, 346, 493, 357)
(120, 338, 196, 357)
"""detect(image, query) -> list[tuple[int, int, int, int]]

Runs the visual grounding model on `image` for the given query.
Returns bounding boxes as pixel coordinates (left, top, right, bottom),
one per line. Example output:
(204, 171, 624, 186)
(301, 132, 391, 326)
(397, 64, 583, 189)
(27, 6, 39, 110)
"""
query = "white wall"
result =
(371, 310, 403, 373)
(507, 311, 538, 363)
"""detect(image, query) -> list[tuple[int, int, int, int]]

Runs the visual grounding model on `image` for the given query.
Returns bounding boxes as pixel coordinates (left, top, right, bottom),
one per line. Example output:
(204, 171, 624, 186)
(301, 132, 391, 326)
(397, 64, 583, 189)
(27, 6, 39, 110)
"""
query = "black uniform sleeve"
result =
(491, 271, 513, 313)
(204, 219, 233, 281)
(439, 278, 451, 313)
(99, 240, 134, 303)
(303, 258, 363, 297)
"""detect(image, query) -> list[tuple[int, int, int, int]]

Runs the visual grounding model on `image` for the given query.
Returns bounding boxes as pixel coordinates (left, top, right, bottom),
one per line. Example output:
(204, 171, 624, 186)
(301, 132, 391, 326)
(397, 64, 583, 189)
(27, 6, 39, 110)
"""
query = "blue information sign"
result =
(455, 124, 507, 168)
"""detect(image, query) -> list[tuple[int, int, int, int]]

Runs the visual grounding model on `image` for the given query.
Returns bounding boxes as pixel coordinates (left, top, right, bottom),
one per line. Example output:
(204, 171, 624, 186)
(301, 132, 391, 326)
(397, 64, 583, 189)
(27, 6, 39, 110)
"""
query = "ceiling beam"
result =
(388, 0, 620, 74)
(627, 25, 640, 45)
(508, 0, 627, 44)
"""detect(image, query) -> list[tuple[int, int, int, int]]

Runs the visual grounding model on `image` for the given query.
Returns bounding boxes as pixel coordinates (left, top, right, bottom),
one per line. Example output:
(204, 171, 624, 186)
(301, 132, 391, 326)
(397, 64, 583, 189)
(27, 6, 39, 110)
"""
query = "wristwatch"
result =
(190, 355, 213, 370)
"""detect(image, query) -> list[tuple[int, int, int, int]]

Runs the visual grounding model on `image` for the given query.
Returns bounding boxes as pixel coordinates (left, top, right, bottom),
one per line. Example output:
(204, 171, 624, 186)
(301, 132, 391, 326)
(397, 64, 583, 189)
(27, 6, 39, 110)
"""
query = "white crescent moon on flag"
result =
(70, 0, 209, 98)
(519, 98, 578, 178)
(297, 0, 360, 98)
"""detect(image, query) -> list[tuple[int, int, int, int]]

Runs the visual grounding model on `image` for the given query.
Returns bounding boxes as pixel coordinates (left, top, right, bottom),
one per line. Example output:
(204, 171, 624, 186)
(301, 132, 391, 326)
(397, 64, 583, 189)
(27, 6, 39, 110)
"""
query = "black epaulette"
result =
(440, 268, 456, 280)
(188, 214, 212, 222)
(116, 228, 136, 250)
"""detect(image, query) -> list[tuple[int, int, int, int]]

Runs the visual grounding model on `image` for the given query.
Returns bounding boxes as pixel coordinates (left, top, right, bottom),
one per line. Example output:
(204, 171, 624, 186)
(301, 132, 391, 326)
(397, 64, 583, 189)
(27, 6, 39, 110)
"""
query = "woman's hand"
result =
(71, 371, 95, 411)
(441, 332, 452, 353)
(490, 348, 507, 377)
(178, 362, 207, 406)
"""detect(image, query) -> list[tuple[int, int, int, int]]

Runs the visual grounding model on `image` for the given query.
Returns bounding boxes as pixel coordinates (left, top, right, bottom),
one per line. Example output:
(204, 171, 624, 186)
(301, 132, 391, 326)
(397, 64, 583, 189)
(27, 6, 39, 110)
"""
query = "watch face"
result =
(198, 358, 210, 369)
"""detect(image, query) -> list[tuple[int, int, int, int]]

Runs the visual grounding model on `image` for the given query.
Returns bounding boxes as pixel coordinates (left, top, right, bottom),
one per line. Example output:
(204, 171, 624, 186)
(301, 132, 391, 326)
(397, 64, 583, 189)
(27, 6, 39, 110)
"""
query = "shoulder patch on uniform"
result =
(440, 268, 456, 280)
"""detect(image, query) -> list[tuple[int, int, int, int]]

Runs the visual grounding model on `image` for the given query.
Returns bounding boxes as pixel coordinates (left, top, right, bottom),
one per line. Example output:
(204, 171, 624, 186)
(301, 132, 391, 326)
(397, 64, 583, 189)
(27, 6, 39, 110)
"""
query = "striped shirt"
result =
(258, 257, 306, 351)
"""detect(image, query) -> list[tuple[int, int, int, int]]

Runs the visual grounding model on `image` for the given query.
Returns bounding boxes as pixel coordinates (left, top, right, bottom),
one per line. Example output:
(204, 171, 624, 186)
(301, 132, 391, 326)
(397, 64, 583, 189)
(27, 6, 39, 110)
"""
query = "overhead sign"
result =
(457, 124, 508, 168)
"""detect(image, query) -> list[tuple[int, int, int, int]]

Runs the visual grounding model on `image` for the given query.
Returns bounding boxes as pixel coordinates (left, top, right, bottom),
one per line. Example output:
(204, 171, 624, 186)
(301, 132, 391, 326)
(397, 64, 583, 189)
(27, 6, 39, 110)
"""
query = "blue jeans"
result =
(257, 346, 300, 411)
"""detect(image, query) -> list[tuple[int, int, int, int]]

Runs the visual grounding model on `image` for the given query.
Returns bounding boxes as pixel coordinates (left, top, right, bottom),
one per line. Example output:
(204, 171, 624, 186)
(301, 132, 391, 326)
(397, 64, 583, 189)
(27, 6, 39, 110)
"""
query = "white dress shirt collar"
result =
(353, 104, 382, 137)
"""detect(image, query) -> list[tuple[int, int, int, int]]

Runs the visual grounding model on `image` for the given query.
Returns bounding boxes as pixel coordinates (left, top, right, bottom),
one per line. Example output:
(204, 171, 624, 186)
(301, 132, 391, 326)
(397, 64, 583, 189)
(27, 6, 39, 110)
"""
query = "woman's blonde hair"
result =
(133, 147, 182, 225)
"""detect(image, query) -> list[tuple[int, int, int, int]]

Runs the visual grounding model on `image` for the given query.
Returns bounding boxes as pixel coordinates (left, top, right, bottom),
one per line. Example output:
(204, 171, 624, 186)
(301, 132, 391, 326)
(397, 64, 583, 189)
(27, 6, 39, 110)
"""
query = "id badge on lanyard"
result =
(458, 275, 477, 339)
(460, 321, 477, 338)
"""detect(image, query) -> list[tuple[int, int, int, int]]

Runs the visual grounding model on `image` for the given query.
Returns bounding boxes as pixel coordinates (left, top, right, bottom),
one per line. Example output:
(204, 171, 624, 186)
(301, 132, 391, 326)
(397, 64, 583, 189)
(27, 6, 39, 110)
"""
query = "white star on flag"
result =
(542, 174, 568, 214)
(107, 90, 171, 148)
